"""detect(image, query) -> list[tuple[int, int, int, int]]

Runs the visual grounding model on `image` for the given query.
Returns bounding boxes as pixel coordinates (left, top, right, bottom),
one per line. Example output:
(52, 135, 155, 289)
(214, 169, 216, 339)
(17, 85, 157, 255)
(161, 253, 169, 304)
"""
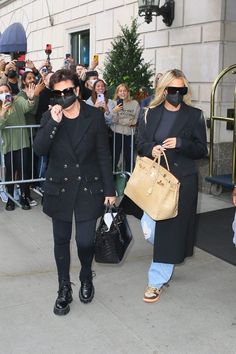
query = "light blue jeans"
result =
(141, 212, 174, 289)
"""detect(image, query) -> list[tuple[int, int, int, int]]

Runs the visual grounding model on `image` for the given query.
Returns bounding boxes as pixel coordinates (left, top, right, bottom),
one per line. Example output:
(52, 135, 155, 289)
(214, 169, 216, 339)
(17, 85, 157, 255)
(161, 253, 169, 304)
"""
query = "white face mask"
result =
(89, 79, 97, 86)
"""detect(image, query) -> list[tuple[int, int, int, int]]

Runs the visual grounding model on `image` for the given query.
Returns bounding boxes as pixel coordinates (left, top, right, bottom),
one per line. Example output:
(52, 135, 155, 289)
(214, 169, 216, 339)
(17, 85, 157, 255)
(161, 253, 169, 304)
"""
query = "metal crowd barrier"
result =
(0, 125, 45, 206)
(0, 124, 44, 185)
(0, 124, 136, 204)
(111, 126, 136, 196)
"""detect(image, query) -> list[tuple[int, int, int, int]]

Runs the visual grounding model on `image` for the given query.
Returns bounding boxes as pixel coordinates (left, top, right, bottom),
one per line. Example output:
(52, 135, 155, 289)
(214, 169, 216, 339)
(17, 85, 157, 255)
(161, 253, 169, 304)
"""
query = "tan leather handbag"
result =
(124, 152, 180, 221)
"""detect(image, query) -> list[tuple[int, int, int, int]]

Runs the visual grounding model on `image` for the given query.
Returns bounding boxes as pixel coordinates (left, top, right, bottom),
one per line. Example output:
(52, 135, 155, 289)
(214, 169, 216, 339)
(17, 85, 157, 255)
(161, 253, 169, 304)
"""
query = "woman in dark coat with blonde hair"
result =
(138, 69, 207, 303)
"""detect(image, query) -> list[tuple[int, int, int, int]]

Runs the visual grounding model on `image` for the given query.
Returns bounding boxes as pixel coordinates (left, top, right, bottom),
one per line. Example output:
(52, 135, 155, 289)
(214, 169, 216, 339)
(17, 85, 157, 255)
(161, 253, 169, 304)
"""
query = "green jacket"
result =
(0, 96, 35, 154)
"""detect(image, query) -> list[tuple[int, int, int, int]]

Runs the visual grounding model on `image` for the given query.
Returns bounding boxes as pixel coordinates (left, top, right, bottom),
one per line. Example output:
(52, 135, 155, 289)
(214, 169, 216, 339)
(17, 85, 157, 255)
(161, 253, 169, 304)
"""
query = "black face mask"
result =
(166, 92, 183, 107)
(8, 70, 17, 79)
(51, 94, 77, 109)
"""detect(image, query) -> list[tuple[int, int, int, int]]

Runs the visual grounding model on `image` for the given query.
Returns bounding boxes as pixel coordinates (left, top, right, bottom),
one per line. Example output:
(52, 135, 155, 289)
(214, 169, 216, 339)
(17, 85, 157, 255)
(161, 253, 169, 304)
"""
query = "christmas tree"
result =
(103, 18, 154, 100)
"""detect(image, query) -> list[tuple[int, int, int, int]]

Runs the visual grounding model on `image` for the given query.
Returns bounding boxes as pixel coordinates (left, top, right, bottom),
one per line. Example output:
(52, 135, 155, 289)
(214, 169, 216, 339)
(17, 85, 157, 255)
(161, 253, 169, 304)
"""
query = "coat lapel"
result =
(73, 101, 94, 149)
(146, 104, 164, 141)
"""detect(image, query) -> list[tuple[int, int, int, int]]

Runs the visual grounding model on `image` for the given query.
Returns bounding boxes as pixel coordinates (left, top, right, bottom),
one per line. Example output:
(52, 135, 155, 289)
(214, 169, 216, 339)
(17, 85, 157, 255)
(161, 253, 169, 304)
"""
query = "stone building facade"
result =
(0, 0, 236, 188)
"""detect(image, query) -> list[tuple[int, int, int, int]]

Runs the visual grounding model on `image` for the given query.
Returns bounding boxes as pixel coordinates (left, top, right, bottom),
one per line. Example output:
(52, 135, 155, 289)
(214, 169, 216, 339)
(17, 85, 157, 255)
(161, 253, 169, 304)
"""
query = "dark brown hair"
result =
(91, 79, 108, 105)
(49, 69, 80, 90)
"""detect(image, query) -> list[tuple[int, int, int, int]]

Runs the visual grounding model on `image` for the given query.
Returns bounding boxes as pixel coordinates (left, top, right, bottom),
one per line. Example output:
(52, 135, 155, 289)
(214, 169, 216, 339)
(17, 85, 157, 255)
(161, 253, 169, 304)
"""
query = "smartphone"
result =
(45, 44, 52, 55)
(41, 66, 48, 74)
(0, 93, 5, 102)
(117, 98, 123, 106)
(97, 93, 104, 102)
(93, 54, 99, 63)
(4, 93, 12, 104)
(16, 61, 25, 68)
(0, 93, 12, 103)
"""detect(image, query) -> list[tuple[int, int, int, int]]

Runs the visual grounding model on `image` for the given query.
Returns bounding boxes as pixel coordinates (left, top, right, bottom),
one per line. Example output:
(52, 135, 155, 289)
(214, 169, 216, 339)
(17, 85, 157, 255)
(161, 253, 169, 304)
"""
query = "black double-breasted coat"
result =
(137, 102, 208, 264)
(33, 100, 115, 222)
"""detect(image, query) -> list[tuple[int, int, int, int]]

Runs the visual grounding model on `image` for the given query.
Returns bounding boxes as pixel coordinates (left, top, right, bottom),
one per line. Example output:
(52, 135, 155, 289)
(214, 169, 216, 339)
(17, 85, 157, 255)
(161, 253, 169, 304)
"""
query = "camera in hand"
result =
(16, 61, 25, 68)
(45, 44, 52, 62)
(97, 93, 105, 103)
(117, 98, 123, 107)
(0, 93, 12, 104)
(41, 66, 48, 74)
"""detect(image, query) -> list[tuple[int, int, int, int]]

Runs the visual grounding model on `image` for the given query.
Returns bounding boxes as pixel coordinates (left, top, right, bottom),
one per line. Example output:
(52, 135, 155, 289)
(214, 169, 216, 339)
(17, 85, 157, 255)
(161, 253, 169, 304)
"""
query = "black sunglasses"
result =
(166, 86, 188, 95)
(52, 87, 75, 97)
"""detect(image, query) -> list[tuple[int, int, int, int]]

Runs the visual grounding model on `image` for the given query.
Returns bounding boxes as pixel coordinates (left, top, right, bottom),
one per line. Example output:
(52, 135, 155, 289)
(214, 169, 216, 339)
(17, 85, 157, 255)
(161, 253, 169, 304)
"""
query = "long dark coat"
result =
(137, 102, 208, 264)
(33, 100, 115, 222)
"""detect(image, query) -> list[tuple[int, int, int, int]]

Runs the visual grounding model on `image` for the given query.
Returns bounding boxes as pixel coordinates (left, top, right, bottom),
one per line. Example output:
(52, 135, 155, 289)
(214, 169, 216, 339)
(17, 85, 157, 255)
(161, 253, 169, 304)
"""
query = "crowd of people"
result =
(0, 54, 145, 211)
(0, 53, 234, 318)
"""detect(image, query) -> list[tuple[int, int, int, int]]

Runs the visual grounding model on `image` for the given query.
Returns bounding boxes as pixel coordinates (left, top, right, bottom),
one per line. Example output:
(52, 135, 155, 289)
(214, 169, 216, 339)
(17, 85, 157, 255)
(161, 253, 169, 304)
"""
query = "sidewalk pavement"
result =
(0, 191, 235, 354)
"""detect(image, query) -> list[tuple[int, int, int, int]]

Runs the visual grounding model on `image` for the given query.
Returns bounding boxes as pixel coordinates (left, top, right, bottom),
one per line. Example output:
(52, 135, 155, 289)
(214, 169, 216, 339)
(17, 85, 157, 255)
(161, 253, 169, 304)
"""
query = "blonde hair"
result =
(149, 69, 192, 108)
(113, 83, 131, 101)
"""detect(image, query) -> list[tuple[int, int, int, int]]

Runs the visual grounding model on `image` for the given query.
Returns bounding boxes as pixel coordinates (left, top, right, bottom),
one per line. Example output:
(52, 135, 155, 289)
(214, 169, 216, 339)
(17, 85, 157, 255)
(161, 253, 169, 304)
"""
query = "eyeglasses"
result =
(52, 87, 75, 97)
(166, 87, 188, 95)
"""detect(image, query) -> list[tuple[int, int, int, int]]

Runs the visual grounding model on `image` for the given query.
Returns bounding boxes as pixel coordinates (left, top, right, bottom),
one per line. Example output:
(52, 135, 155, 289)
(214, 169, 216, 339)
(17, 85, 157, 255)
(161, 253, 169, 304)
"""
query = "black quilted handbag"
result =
(95, 205, 132, 264)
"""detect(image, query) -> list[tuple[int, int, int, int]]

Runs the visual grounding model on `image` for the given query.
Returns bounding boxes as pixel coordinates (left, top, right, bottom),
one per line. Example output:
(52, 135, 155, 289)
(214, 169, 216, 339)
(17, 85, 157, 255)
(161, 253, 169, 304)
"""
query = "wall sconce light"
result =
(138, 0, 175, 26)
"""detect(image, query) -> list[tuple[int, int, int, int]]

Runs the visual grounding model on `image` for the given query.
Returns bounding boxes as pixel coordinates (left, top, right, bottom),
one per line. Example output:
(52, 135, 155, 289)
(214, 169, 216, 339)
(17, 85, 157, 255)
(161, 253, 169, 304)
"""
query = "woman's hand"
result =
(232, 187, 236, 206)
(25, 83, 36, 100)
(51, 104, 63, 123)
(152, 145, 165, 158)
(113, 104, 123, 113)
(162, 137, 177, 149)
(95, 100, 104, 108)
(1, 101, 11, 115)
(34, 79, 45, 96)
(4, 60, 16, 75)
(104, 196, 116, 206)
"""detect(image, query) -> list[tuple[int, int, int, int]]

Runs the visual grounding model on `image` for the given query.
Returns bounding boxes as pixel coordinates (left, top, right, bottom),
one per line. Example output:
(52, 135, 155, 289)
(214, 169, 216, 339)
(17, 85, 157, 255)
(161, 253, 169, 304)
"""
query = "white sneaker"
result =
(27, 196, 38, 207)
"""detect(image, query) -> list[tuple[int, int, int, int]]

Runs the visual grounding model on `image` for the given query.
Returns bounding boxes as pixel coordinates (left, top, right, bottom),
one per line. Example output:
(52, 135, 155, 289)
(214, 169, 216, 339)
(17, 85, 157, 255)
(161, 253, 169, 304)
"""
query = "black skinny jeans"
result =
(4, 148, 31, 197)
(52, 218, 97, 284)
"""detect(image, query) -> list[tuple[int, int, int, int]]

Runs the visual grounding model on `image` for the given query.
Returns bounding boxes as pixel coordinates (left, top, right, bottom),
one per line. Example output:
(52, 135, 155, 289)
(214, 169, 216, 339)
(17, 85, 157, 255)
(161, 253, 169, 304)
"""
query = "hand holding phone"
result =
(93, 54, 99, 63)
(97, 93, 105, 103)
(117, 98, 123, 107)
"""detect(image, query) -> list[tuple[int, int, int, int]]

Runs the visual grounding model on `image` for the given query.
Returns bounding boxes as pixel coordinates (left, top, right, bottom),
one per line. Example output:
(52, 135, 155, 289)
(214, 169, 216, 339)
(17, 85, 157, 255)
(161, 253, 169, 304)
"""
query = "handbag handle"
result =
(98, 204, 124, 243)
(151, 150, 170, 171)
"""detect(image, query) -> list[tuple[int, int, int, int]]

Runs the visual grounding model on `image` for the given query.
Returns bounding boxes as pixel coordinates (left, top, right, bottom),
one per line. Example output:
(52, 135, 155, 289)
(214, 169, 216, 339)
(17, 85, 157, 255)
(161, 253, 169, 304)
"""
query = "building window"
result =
(71, 30, 90, 67)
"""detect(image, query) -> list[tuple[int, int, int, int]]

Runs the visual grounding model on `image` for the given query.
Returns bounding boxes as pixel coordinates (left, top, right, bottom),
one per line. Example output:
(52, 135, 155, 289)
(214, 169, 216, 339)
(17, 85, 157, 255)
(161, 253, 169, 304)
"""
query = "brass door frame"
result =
(209, 63, 236, 184)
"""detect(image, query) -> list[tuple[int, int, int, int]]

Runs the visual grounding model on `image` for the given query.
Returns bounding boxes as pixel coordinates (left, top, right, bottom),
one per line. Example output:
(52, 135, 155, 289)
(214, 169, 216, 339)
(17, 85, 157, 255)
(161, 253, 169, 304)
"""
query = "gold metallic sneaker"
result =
(143, 286, 162, 303)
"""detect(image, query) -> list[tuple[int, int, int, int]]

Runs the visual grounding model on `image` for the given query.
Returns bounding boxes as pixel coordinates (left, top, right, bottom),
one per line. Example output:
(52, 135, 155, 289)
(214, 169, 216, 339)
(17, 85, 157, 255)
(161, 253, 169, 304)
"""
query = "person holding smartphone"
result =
(111, 83, 140, 172)
(0, 60, 20, 95)
(0, 83, 37, 210)
(86, 79, 115, 125)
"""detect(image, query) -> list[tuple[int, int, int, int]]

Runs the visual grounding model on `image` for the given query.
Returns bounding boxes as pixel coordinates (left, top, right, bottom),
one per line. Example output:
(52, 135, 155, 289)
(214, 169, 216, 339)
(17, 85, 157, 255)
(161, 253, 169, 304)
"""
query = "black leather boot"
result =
(53, 281, 73, 316)
(5, 198, 15, 211)
(79, 280, 95, 303)
(20, 193, 31, 210)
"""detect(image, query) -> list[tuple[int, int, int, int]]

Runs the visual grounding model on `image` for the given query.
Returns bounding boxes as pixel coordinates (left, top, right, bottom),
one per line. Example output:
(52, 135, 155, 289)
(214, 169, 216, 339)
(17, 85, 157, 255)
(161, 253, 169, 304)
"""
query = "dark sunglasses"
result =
(166, 86, 188, 95)
(52, 87, 75, 97)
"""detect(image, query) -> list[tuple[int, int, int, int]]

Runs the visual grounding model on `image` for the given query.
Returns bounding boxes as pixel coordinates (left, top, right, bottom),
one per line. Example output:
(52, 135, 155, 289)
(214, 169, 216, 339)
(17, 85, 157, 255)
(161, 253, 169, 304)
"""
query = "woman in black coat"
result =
(137, 69, 207, 303)
(33, 69, 116, 316)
